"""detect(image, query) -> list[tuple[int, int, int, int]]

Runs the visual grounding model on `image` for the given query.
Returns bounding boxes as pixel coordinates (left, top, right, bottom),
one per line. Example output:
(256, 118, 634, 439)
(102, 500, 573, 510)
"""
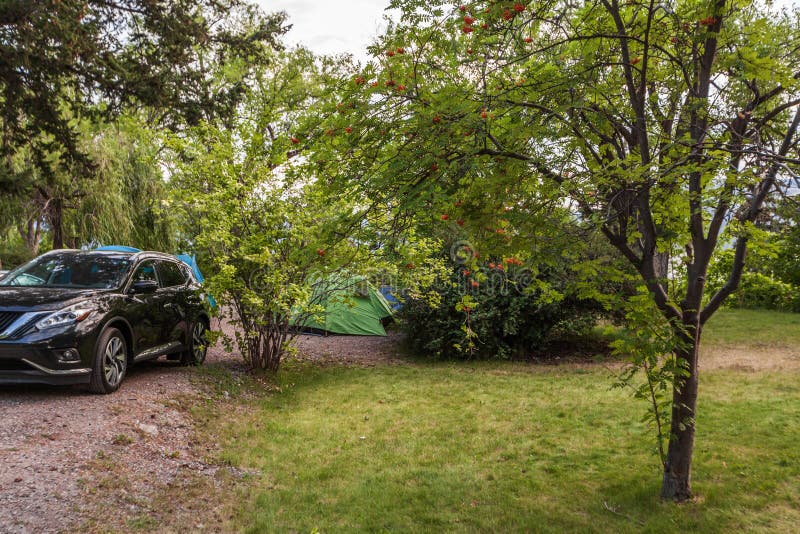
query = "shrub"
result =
(707, 247, 800, 313)
(400, 261, 601, 359)
(730, 272, 800, 313)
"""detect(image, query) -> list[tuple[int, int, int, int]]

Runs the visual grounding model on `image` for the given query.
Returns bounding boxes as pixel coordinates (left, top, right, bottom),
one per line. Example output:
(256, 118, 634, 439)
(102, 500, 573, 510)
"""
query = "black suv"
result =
(0, 250, 210, 393)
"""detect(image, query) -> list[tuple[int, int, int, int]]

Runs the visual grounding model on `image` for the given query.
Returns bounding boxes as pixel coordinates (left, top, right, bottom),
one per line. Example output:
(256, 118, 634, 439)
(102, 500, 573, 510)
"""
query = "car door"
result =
(126, 260, 167, 355)
(155, 260, 190, 349)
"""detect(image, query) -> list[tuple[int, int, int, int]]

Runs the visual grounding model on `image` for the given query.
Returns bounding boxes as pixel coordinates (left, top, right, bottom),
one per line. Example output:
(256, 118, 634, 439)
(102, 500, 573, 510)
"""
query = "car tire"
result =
(89, 327, 128, 394)
(181, 320, 208, 366)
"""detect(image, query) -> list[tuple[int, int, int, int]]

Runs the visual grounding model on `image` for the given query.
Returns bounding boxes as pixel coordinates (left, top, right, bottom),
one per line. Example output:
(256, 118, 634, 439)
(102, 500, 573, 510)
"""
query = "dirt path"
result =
(293, 331, 407, 366)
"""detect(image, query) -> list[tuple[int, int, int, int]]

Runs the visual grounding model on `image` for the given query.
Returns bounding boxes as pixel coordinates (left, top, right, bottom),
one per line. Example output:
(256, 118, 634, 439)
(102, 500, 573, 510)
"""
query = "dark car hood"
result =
(0, 287, 108, 311)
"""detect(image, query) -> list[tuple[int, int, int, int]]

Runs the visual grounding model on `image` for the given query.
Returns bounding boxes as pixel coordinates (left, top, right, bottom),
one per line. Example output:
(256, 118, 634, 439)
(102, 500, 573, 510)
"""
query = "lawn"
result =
(702, 308, 800, 347)
(200, 310, 800, 533)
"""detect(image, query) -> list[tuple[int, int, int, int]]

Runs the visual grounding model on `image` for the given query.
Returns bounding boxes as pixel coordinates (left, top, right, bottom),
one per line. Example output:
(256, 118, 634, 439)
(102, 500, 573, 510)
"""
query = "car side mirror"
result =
(130, 280, 159, 294)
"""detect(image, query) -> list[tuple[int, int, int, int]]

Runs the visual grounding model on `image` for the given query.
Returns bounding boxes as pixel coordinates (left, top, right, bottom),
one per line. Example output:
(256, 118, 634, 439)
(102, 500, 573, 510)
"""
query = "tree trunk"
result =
(17, 217, 42, 254)
(660, 318, 701, 501)
(246, 324, 288, 372)
(50, 198, 64, 249)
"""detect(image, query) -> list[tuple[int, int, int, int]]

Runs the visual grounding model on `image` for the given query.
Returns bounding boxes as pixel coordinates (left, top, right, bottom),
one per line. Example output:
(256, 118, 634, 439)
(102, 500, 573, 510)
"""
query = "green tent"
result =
(293, 276, 394, 336)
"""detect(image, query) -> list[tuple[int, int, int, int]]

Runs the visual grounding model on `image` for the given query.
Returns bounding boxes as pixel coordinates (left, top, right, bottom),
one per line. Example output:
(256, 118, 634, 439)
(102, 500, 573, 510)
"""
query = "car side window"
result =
(180, 264, 195, 282)
(157, 261, 187, 288)
(132, 261, 158, 284)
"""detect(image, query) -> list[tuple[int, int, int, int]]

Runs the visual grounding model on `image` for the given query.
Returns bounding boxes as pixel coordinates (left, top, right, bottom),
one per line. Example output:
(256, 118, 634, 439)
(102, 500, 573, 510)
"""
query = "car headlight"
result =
(35, 303, 96, 331)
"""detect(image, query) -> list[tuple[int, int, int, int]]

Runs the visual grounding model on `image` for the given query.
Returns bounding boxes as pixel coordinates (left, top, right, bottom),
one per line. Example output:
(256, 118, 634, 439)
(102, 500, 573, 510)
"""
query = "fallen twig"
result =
(602, 501, 646, 526)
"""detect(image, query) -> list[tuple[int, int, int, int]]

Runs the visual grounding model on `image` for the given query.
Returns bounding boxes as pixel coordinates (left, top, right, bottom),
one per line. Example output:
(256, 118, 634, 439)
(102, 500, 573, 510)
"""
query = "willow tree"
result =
(310, 0, 800, 500)
(0, 0, 288, 247)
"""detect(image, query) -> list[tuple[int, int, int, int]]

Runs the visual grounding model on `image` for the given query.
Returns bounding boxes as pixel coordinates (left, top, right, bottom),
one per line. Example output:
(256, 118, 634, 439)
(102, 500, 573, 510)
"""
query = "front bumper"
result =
(0, 316, 101, 386)
(0, 345, 92, 385)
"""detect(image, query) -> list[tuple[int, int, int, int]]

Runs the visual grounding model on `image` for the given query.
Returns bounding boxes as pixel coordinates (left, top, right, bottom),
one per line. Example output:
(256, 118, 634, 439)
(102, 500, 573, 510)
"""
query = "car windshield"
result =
(0, 252, 132, 289)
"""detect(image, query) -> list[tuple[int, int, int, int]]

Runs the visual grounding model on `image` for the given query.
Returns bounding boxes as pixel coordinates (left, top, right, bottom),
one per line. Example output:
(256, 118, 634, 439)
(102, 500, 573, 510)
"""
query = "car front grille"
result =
(0, 311, 23, 334)
(10, 314, 47, 339)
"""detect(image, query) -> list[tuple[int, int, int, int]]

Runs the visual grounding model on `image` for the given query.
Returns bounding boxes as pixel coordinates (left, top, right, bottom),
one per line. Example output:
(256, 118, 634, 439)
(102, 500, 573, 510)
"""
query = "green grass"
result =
(703, 308, 800, 347)
(200, 310, 800, 533)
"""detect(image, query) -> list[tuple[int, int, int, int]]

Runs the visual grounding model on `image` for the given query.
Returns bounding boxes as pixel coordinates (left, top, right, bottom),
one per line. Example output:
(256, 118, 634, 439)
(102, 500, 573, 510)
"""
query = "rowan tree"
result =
(309, 0, 800, 501)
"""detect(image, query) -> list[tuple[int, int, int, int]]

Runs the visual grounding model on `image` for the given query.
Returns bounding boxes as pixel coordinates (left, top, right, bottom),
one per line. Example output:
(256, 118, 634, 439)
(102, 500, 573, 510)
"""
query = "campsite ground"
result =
(0, 309, 798, 532)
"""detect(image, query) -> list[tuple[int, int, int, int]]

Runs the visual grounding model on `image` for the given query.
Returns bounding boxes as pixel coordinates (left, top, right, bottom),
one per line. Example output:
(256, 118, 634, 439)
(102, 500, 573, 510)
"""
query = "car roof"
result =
(40, 249, 181, 263)
(130, 251, 183, 262)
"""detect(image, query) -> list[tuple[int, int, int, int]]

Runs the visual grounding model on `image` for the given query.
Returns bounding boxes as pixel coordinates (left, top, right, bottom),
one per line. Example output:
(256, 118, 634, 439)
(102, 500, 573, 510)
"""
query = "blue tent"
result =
(95, 246, 216, 307)
(379, 286, 403, 311)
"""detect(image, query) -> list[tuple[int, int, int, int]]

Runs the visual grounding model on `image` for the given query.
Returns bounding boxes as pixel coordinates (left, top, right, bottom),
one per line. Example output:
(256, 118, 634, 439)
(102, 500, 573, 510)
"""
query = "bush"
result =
(729, 272, 800, 313)
(706, 245, 800, 313)
(400, 261, 601, 360)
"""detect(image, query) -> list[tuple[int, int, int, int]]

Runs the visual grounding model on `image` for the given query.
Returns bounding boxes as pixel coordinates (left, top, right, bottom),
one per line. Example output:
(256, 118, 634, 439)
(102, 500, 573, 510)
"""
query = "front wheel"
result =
(89, 328, 128, 394)
(181, 320, 208, 366)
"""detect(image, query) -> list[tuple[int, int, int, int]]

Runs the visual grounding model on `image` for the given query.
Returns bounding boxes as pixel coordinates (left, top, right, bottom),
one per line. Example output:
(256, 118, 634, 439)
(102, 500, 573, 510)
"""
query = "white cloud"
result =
(257, 0, 394, 61)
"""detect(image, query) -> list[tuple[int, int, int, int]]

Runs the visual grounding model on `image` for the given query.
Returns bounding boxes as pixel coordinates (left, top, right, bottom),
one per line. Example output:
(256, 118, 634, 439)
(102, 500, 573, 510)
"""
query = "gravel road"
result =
(0, 348, 237, 533)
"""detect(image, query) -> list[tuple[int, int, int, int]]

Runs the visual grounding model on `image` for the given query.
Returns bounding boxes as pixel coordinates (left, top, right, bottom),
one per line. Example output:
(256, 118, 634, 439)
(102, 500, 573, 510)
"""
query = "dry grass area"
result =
(701, 309, 800, 371)
(701, 345, 800, 372)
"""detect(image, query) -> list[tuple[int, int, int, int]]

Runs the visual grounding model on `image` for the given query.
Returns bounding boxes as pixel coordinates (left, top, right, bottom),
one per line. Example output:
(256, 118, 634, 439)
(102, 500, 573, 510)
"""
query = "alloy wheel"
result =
(103, 336, 126, 386)
(192, 322, 207, 364)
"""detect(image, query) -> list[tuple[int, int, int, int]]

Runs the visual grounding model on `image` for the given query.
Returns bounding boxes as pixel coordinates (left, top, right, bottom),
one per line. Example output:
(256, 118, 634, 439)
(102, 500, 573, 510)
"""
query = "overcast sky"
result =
(258, 0, 800, 60)
(257, 0, 393, 61)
